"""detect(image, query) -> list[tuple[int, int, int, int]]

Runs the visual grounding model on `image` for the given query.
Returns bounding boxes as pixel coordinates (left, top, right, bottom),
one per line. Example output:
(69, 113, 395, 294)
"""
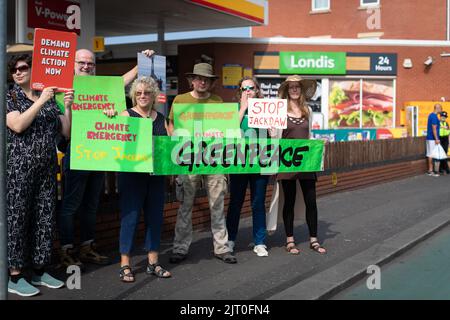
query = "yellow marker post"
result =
(93, 36, 105, 53)
(332, 172, 338, 186)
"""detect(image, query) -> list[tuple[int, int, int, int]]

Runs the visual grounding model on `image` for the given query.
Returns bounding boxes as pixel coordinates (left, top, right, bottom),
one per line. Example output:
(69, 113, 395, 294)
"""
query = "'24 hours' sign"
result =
(347, 52, 397, 76)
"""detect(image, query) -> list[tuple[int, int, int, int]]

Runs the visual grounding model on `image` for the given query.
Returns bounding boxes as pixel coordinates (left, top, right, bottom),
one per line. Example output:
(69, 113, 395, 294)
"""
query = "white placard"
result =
(248, 98, 288, 129)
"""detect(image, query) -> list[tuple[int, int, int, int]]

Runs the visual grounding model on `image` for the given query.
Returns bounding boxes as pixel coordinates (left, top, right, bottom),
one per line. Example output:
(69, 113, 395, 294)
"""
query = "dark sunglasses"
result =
(11, 65, 29, 74)
(135, 91, 151, 96)
(241, 86, 255, 92)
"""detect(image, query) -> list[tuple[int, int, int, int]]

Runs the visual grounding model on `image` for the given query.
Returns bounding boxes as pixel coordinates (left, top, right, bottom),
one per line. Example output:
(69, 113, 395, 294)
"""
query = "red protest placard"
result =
(157, 93, 167, 104)
(31, 28, 77, 92)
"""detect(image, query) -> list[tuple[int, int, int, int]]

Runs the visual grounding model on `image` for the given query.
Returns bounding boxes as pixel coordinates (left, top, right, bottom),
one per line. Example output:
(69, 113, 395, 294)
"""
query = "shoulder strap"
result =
(127, 108, 139, 117)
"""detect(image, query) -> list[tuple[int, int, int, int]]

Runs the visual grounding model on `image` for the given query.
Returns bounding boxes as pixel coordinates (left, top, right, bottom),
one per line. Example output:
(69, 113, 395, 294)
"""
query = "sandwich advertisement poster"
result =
(328, 80, 394, 128)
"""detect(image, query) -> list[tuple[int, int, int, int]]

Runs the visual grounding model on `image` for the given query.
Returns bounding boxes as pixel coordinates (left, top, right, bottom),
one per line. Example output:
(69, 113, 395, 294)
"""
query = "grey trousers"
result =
(172, 174, 231, 255)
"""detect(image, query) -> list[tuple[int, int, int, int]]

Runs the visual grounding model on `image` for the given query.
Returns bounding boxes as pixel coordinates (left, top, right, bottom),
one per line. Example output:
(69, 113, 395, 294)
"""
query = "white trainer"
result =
(253, 244, 269, 257)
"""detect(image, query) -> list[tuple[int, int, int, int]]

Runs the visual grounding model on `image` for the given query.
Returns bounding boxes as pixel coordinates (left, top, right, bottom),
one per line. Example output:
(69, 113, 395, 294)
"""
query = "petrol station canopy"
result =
(95, 0, 268, 36)
(8, 0, 268, 51)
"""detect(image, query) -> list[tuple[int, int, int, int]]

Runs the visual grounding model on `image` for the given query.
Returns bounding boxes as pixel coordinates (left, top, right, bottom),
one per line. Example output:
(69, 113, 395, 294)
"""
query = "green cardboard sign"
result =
(279, 51, 347, 75)
(70, 112, 153, 173)
(152, 136, 324, 175)
(172, 103, 241, 138)
(56, 75, 126, 114)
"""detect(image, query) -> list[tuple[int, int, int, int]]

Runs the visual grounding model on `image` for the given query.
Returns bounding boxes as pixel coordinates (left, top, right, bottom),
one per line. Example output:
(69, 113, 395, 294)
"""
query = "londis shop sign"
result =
(279, 52, 347, 75)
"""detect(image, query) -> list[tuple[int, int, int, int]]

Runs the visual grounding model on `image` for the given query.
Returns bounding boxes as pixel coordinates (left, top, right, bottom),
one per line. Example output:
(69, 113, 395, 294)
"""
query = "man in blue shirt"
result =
(426, 103, 442, 176)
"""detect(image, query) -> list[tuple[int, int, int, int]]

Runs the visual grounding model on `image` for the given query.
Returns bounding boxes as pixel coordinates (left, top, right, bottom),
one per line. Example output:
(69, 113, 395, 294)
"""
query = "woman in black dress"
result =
(6, 54, 73, 297)
(277, 75, 327, 255)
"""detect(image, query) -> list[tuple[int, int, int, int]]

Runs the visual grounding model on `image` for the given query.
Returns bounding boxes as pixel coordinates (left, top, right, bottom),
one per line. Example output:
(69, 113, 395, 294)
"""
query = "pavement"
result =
(7, 172, 450, 300)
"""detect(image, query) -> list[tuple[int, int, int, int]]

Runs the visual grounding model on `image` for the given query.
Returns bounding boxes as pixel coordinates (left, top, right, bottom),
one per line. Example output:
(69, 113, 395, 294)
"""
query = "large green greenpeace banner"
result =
(56, 75, 126, 114)
(70, 112, 153, 173)
(152, 136, 324, 175)
(172, 103, 241, 138)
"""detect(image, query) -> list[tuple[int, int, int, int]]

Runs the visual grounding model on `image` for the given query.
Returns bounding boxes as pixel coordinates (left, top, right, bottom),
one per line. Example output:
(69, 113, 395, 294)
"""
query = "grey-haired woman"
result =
(117, 76, 171, 282)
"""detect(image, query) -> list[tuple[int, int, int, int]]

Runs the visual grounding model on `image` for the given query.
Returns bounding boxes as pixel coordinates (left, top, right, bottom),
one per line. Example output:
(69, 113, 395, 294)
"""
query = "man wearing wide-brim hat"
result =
(167, 62, 237, 264)
(167, 63, 220, 133)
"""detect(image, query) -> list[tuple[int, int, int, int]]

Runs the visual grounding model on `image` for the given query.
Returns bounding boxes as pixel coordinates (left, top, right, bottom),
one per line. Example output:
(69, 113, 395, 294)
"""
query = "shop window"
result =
(258, 77, 322, 111)
(257, 77, 323, 128)
(361, 0, 380, 7)
(308, 80, 322, 113)
(258, 78, 282, 99)
(312, 0, 330, 11)
(328, 79, 394, 129)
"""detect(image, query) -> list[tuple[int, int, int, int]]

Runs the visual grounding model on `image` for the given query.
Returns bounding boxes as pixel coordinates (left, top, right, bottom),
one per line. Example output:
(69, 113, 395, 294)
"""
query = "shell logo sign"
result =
(186, 0, 267, 24)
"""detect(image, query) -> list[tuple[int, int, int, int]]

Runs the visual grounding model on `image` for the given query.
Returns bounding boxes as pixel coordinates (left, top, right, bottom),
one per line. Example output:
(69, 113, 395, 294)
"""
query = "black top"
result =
(6, 84, 62, 170)
(126, 108, 167, 136)
(277, 116, 316, 181)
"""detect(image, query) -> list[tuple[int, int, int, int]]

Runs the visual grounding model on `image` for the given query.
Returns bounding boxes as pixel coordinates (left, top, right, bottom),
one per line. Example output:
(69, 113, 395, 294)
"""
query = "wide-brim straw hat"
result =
(185, 63, 218, 79)
(278, 75, 317, 100)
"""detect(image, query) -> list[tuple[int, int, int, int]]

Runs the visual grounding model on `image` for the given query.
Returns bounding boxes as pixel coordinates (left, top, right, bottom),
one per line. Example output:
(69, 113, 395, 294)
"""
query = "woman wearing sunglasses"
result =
(6, 54, 73, 296)
(226, 76, 274, 257)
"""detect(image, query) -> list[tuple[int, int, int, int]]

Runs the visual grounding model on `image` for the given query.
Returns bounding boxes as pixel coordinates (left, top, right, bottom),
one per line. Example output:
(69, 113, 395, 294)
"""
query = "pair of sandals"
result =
(119, 263, 171, 283)
(285, 241, 327, 255)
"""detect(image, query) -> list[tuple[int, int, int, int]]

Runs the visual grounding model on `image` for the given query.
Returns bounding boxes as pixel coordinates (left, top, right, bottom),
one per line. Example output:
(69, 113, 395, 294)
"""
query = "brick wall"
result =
(88, 158, 426, 251)
(251, 0, 447, 40)
(176, 42, 450, 127)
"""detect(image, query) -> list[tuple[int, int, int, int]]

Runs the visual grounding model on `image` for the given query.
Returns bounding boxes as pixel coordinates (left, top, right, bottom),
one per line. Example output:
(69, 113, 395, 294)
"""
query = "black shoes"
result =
(214, 252, 237, 264)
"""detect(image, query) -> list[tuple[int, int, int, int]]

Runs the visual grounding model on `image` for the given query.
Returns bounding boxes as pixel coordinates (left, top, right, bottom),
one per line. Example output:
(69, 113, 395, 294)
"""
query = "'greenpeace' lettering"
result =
(175, 140, 308, 172)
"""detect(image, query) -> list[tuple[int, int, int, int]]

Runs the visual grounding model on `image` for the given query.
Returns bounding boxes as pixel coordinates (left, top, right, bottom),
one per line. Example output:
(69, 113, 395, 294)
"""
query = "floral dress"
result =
(6, 84, 62, 269)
